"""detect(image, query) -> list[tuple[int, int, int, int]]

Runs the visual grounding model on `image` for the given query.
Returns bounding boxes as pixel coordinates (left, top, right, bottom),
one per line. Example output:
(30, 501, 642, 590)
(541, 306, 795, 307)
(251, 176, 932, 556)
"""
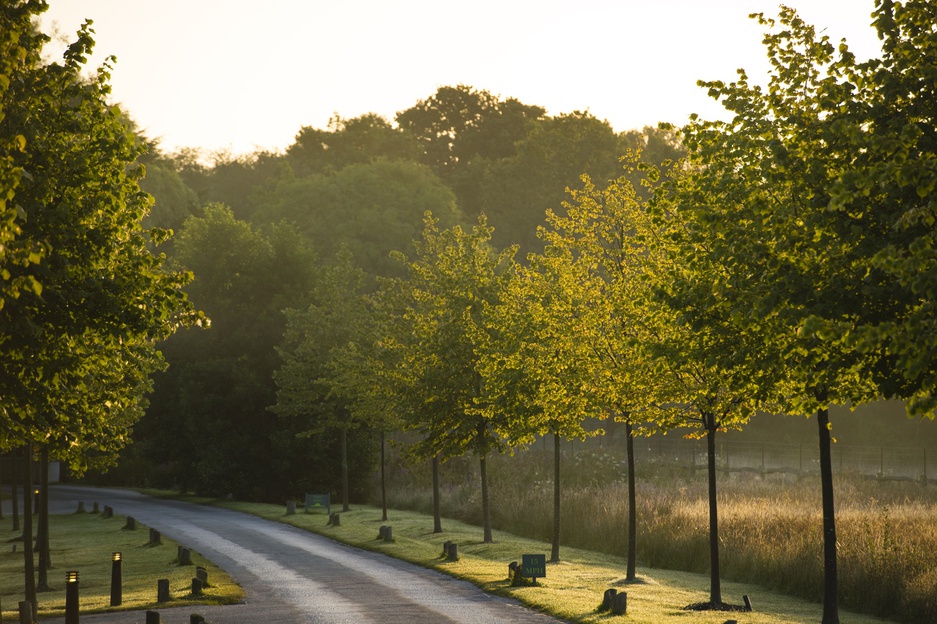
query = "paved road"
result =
(18, 485, 566, 624)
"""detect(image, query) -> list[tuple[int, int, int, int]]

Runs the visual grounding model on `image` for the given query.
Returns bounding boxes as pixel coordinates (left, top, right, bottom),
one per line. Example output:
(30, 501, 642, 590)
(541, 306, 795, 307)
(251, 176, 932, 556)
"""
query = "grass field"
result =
(0, 509, 242, 620)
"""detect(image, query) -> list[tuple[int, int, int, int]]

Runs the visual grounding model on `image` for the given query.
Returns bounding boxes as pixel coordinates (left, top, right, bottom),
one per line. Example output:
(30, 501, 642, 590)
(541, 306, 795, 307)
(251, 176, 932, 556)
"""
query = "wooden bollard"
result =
(149, 528, 161, 545)
(611, 591, 627, 615)
(92, 502, 99, 513)
(124, 516, 136, 530)
(146, 610, 161, 624)
(157, 578, 171, 602)
(447, 542, 459, 561)
(190, 615, 206, 624)
(178, 547, 192, 565)
(103, 505, 113, 518)
(191, 577, 203, 596)
(196, 566, 209, 587)
(329, 513, 341, 526)
(286, 500, 296, 515)
(19, 600, 34, 624)
(442, 541, 452, 557)
(76, 501, 86, 513)
(508, 561, 518, 581)
(601, 588, 617, 611)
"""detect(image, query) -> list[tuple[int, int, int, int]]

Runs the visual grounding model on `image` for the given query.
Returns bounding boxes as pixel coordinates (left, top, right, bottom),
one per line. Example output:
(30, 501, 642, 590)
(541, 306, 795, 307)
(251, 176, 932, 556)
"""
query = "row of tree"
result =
(264, 4, 936, 624)
(1, 1, 205, 617)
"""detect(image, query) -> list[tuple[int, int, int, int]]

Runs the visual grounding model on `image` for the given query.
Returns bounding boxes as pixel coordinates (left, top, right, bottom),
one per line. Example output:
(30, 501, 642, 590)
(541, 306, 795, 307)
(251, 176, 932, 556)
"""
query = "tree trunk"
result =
(550, 429, 560, 563)
(380, 430, 387, 522)
(705, 414, 722, 605)
(431, 455, 442, 533)
(11, 447, 20, 532)
(340, 428, 350, 512)
(818, 403, 840, 624)
(23, 442, 37, 621)
(480, 455, 492, 543)
(626, 420, 637, 581)
(37, 446, 52, 591)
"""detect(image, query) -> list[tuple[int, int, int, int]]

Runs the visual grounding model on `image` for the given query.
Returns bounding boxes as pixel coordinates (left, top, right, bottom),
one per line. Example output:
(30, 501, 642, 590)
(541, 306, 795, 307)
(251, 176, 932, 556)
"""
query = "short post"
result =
(286, 500, 296, 515)
(196, 566, 209, 587)
(743, 595, 753, 611)
(611, 591, 627, 615)
(103, 505, 113, 519)
(190, 615, 206, 624)
(76, 501, 86, 514)
(124, 516, 136, 530)
(191, 577, 203, 596)
(383, 526, 393, 541)
(149, 528, 162, 546)
(92, 502, 99, 514)
(110, 552, 122, 607)
(601, 588, 617, 611)
(18, 601, 34, 624)
(178, 547, 192, 565)
(146, 611, 161, 624)
(157, 578, 170, 602)
(65, 571, 80, 624)
(442, 541, 452, 558)
(447, 542, 458, 561)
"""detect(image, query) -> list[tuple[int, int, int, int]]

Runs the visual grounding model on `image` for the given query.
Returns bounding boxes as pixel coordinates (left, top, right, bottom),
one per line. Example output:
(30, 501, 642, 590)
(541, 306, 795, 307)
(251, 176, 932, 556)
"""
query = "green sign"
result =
(304, 493, 330, 514)
(522, 554, 546, 579)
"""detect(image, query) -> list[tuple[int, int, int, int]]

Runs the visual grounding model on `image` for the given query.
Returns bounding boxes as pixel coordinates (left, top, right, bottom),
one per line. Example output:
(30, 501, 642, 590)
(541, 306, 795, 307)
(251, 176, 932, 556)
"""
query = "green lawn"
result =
(0, 510, 242, 620)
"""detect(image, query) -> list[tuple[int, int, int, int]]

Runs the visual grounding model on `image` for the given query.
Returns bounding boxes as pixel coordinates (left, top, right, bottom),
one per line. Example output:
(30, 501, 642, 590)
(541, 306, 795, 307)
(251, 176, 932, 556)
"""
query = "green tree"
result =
(251, 158, 464, 278)
(273, 248, 375, 512)
(0, 11, 201, 614)
(662, 5, 937, 619)
(287, 113, 423, 177)
(385, 214, 521, 542)
(140, 205, 315, 499)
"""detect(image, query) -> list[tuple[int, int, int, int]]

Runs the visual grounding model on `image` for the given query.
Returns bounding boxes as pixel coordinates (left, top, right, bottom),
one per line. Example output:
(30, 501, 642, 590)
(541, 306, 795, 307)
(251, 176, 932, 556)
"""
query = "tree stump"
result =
(157, 578, 171, 602)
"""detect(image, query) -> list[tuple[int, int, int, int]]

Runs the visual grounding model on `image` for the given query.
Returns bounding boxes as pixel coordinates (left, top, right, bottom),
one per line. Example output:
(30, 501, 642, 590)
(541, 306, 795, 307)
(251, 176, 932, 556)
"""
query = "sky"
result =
(40, 1, 883, 157)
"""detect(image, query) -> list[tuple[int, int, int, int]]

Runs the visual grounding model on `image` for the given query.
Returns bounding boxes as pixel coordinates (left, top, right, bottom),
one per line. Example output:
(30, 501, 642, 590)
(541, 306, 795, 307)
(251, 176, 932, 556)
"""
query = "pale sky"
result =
(41, 1, 882, 157)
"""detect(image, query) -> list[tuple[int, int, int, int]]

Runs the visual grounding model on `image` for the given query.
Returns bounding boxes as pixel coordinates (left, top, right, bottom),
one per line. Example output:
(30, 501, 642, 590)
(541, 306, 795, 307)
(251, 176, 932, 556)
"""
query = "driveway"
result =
(18, 485, 566, 624)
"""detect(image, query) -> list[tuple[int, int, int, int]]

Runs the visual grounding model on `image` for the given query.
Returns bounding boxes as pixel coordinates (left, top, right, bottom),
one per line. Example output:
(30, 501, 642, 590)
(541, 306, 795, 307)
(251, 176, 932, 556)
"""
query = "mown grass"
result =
(208, 498, 895, 624)
(0, 509, 242, 620)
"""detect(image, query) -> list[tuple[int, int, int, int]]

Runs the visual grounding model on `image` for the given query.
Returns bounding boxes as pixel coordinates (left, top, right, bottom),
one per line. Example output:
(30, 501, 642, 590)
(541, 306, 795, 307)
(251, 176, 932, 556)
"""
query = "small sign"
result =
(304, 493, 330, 514)
(522, 554, 546, 580)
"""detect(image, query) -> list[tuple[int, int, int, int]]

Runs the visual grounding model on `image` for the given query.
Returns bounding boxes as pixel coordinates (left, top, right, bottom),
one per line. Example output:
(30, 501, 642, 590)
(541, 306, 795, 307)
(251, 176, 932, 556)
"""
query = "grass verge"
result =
(0, 510, 243, 620)
(202, 499, 896, 624)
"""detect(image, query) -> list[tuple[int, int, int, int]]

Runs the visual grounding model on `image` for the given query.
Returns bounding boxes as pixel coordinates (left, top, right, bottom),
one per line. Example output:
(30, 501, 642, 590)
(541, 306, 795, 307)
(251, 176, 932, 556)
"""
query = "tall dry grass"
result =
(376, 446, 937, 623)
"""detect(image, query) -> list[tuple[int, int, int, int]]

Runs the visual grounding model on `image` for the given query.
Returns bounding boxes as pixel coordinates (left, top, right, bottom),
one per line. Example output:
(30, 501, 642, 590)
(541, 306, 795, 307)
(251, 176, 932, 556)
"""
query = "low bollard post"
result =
(19, 600, 34, 624)
(447, 542, 459, 561)
(601, 588, 617, 611)
(611, 591, 627, 615)
(191, 577, 203, 596)
(196, 566, 209, 587)
(124, 516, 136, 530)
(65, 571, 80, 624)
(190, 615, 206, 624)
(149, 528, 161, 546)
(110, 552, 122, 607)
(157, 578, 170, 603)
(145, 611, 161, 624)
(76, 501, 86, 514)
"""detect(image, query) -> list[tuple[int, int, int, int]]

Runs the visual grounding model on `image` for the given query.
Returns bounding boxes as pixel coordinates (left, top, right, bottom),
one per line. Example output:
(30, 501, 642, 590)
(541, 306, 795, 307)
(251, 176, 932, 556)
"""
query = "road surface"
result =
(8, 485, 566, 624)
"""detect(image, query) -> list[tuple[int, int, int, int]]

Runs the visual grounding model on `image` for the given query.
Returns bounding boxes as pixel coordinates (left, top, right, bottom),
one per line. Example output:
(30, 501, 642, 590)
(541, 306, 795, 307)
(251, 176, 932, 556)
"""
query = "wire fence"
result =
(623, 436, 935, 483)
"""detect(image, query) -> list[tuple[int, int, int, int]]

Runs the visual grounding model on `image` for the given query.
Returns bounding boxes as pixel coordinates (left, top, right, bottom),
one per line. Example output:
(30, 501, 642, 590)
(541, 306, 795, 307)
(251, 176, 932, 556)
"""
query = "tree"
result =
(140, 205, 315, 499)
(273, 248, 375, 512)
(251, 158, 464, 278)
(0, 10, 202, 615)
(384, 214, 521, 542)
(662, 5, 937, 620)
(287, 113, 423, 177)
